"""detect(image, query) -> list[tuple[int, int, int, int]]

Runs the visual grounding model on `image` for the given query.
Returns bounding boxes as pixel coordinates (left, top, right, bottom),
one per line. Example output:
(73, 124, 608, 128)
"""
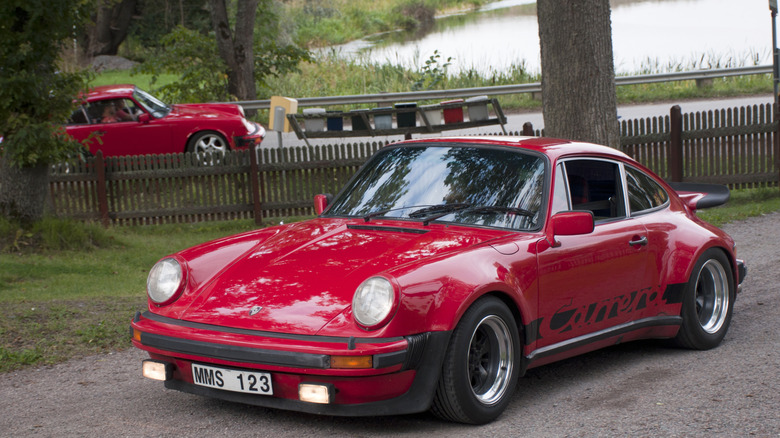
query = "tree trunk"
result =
(209, 0, 259, 102)
(0, 159, 50, 225)
(86, 0, 138, 57)
(537, 0, 620, 148)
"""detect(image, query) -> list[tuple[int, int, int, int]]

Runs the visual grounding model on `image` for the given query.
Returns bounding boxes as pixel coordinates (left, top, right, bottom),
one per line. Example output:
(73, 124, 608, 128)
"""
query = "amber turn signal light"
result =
(330, 355, 373, 369)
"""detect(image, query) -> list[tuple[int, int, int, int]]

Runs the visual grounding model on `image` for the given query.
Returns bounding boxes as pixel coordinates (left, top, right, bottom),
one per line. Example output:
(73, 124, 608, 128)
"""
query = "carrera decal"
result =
(526, 284, 685, 344)
(662, 282, 686, 304)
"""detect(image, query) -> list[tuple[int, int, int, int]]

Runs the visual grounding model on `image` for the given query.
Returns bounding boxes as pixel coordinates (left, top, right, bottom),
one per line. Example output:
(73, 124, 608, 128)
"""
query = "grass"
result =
(697, 187, 780, 227)
(0, 217, 300, 372)
(285, 0, 489, 47)
(88, 70, 178, 91)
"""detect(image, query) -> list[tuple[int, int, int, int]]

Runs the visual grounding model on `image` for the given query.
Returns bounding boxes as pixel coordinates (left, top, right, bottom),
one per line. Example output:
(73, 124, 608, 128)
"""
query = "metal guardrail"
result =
(234, 65, 774, 111)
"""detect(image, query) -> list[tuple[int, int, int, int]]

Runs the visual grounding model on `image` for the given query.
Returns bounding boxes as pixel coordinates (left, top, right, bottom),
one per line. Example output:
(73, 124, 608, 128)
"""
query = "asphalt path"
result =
(1, 211, 778, 437)
(262, 94, 775, 148)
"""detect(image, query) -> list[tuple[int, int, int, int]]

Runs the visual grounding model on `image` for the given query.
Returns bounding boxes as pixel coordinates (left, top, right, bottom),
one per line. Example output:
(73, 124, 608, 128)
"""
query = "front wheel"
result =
(431, 296, 520, 424)
(187, 131, 229, 165)
(674, 248, 735, 350)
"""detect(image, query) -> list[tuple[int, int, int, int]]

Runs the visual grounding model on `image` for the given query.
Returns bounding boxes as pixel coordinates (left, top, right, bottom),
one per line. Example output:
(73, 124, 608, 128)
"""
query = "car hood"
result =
(174, 219, 510, 335)
(169, 103, 243, 119)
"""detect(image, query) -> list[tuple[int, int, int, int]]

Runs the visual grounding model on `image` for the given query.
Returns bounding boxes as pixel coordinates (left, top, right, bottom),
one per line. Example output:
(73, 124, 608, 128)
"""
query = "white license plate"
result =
(191, 364, 273, 395)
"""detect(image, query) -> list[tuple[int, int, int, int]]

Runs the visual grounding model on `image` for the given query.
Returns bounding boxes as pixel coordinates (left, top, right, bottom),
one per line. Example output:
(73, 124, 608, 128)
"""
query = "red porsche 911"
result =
(65, 84, 265, 158)
(131, 136, 745, 424)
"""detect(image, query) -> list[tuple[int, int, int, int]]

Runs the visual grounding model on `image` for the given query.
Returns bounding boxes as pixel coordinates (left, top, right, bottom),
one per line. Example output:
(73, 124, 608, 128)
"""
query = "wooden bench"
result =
(286, 98, 508, 146)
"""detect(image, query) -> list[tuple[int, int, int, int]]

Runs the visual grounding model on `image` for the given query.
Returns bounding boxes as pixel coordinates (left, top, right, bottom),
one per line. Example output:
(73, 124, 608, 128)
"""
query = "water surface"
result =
(327, 0, 773, 75)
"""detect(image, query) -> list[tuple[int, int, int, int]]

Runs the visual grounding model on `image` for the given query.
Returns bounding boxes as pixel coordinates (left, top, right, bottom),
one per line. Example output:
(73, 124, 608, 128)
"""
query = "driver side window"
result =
(558, 159, 626, 221)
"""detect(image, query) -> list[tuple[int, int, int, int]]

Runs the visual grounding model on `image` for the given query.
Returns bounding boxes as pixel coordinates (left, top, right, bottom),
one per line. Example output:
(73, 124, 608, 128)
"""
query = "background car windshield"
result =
(133, 88, 170, 118)
(325, 144, 546, 230)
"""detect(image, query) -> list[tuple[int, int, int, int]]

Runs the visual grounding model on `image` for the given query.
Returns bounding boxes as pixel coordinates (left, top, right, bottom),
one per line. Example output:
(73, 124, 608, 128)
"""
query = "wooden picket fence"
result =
(620, 103, 779, 188)
(48, 103, 779, 226)
(49, 142, 386, 226)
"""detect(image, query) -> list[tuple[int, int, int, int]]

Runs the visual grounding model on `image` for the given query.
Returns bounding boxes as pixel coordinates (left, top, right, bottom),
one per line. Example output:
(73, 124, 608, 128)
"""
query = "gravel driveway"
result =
(1, 213, 778, 437)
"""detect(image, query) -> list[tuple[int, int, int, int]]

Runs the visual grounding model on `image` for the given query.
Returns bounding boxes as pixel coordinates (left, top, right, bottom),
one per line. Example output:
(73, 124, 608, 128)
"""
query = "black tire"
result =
(431, 296, 520, 424)
(673, 248, 735, 350)
(186, 131, 229, 165)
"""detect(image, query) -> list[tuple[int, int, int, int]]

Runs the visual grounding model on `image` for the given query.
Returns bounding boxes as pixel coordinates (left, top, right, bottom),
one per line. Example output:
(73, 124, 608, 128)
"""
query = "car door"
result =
(535, 158, 653, 352)
(90, 99, 174, 157)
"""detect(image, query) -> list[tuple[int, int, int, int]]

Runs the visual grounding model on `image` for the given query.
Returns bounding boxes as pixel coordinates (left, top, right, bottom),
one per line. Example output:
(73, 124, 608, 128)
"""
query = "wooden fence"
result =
(621, 103, 779, 188)
(48, 103, 779, 226)
(49, 142, 386, 226)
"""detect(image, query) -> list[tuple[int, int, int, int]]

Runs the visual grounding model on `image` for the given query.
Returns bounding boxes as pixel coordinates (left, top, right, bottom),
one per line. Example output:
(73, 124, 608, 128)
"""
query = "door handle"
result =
(629, 236, 648, 247)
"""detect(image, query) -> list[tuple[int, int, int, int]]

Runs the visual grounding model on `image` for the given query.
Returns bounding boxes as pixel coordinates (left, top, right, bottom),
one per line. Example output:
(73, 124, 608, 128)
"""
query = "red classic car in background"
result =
(65, 85, 265, 158)
(131, 136, 746, 424)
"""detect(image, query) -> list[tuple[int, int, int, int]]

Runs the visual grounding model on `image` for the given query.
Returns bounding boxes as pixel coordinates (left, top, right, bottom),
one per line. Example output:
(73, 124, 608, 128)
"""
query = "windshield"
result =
(132, 87, 171, 118)
(325, 144, 547, 230)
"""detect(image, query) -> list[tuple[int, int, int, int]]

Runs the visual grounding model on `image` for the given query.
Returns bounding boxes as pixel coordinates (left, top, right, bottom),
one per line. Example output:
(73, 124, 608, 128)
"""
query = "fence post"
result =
(669, 105, 683, 182)
(776, 101, 780, 190)
(522, 122, 534, 136)
(95, 150, 110, 227)
(250, 146, 263, 225)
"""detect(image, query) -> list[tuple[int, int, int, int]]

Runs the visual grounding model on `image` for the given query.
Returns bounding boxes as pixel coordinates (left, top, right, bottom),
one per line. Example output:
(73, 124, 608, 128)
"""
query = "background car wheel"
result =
(431, 296, 520, 424)
(673, 248, 735, 350)
(187, 131, 229, 165)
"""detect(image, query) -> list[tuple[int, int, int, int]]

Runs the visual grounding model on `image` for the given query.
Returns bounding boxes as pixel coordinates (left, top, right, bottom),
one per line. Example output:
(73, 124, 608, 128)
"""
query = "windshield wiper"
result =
(363, 205, 435, 222)
(408, 203, 471, 219)
(408, 203, 472, 225)
(463, 205, 535, 217)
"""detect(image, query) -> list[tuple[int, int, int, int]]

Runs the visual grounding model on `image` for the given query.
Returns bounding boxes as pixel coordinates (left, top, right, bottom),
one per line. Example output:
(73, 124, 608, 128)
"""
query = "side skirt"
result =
(522, 316, 682, 372)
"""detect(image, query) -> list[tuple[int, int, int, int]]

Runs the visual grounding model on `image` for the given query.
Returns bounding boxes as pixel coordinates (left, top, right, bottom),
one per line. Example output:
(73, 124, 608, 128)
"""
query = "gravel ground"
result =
(1, 213, 778, 437)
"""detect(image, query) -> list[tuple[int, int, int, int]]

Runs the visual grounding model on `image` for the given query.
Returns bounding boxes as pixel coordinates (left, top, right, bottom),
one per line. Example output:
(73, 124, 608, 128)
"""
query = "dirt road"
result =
(1, 213, 778, 437)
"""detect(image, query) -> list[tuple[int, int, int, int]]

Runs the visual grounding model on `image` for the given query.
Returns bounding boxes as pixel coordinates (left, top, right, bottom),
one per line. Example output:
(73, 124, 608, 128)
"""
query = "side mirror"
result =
(138, 113, 151, 123)
(551, 211, 594, 236)
(314, 193, 332, 215)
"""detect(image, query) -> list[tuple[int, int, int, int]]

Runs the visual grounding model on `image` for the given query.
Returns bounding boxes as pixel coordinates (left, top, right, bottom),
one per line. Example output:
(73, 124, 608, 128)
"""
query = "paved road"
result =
(262, 94, 775, 148)
(1, 212, 778, 437)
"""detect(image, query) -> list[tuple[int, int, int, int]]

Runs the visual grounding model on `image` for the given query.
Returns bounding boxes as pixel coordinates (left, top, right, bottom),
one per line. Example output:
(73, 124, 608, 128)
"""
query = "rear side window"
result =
(626, 166, 668, 214)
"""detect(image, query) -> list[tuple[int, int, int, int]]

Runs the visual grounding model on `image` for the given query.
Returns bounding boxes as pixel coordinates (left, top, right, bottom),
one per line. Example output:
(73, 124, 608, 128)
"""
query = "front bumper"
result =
(131, 311, 451, 416)
(737, 259, 747, 285)
(234, 123, 266, 148)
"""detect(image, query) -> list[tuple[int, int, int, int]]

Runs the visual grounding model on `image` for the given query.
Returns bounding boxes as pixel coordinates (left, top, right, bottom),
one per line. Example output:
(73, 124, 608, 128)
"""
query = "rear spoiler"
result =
(668, 182, 730, 210)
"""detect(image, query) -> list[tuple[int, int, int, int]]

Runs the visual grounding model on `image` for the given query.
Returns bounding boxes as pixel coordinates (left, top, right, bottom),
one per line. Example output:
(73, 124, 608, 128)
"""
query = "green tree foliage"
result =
(135, 1, 310, 104)
(0, 1, 92, 168)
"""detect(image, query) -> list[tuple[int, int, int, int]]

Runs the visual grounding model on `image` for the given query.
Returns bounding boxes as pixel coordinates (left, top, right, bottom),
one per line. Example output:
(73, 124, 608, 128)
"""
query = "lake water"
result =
(326, 0, 774, 75)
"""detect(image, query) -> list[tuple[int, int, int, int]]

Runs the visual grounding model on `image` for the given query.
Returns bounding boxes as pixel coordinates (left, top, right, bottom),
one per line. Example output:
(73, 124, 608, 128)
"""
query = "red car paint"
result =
(131, 136, 744, 423)
(65, 84, 265, 157)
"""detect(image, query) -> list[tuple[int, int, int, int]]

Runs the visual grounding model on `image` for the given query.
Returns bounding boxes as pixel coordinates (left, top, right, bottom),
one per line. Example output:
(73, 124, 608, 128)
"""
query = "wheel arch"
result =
(446, 289, 530, 372)
(681, 244, 737, 288)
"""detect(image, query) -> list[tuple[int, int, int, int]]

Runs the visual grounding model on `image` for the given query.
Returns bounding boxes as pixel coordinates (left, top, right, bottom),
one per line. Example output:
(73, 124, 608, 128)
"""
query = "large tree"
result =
(210, 0, 259, 102)
(136, 0, 309, 105)
(0, 1, 92, 225)
(537, 0, 620, 148)
(85, 0, 138, 57)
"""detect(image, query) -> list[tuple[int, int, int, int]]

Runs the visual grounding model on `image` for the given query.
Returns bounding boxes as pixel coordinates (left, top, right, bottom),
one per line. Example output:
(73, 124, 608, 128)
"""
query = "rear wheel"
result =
(187, 131, 228, 165)
(674, 248, 735, 350)
(431, 296, 520, 424)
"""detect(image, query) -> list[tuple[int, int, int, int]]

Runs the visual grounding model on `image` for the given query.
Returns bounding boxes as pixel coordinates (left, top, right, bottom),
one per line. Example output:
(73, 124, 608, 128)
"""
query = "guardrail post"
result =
(669, 105, 683, 182)
(250, 146, 263, 225)
(95, 150, 110, 227)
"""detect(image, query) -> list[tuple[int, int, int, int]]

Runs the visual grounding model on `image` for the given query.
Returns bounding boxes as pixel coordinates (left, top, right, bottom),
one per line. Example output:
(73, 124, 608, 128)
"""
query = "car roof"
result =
(394, 136, 633, 164)
(83, 84, 137, 101)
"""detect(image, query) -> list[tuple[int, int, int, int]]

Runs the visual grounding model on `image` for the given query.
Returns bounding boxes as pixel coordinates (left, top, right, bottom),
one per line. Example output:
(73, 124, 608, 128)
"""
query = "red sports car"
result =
(65, 84, 265, 158)
(131, 136, 745, 424)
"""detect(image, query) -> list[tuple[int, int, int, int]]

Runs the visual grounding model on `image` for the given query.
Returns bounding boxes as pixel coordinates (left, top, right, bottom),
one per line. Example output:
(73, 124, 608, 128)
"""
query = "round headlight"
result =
(147, 258, 184, 305)
(353, 277, 396, 329)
